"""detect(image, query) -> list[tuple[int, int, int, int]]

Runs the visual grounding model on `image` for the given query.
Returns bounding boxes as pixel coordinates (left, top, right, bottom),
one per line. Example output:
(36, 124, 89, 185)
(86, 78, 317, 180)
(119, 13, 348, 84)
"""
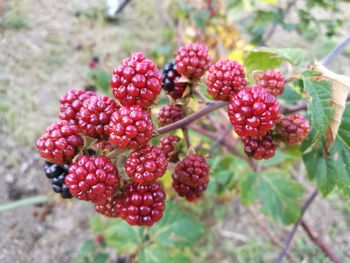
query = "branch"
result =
(155, 101, 227, 135)
(274, 190, 318, 263)
(321, 36, 350, 66)
(301, 220, 343, 263)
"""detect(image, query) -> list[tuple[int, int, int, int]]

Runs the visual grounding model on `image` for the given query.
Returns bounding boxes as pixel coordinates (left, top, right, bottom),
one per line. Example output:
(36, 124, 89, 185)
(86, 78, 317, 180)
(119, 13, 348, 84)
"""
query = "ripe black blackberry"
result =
(161, 61, 186, 100)
(44, 162, 72, 199)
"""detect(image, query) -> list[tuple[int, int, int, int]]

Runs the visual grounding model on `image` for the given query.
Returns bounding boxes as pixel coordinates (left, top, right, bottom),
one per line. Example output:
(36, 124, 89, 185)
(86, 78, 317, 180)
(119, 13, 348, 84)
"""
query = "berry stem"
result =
(181, 127, 191, 150)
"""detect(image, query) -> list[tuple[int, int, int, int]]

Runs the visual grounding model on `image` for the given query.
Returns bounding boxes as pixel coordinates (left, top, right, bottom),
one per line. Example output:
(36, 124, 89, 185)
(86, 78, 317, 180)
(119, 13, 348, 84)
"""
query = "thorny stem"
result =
(274, 190, 318, 263)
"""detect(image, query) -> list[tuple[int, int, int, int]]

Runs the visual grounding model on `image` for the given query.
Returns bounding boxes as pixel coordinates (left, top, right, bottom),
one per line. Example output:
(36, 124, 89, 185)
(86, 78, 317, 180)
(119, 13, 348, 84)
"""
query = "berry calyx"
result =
(159, 135, 181, 162)
(59, 89, 96, 124)
(206, 59, 247, 101)
(242, 134, 276, 160)
(162, 61, 187, 100)
(95, 196, 120, 218)
(36, 121, 83, 165)
(117, 181, 166, 226)
(111, 52, 162, 108)
(275, 114, 310, 144)
(175, 43, 211, 80)
(108, 106, 153, 150)
(257, 69, 285, 97)
(227, 86, 280, 137)
(172, 154, 209, 201)
(157, 105, 184, 127)
(78, 95, 118, 139)
(125, 146, 168, 184)
(65, 156, 119, 204)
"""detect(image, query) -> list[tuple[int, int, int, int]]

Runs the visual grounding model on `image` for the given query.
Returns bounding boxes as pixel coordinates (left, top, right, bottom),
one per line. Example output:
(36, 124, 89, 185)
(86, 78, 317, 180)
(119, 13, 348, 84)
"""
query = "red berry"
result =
(175, 43, 210, 79)
(162, 61, 187, 100)
(65, 155, 119, 204)
(111, 52, 162, 108)
(95, 196, 120, 218)
(242, 134, 276, 160)
(275, 114, 310, 144)
(227, 86, 280, 137)
(157, 105, 184, 127)
(206, 59, 247, 101)
(159, 135, 181, 162)
(94, 140, 115, 152)
(36, 121, 83, 165)
(257, 70, 285, 97)
(59, 89, 96, 124)
(108, 106, 153, 150)
(172, 154, 209, 201)
(125, 146, 168, 184)
(116, 181, 166, 226)
(78, 95, 118, 139)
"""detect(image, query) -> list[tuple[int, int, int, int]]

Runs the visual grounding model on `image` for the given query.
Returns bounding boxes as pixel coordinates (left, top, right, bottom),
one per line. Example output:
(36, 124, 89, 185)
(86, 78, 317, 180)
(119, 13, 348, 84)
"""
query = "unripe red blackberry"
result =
(65, 156, 119, 204)
(242, 134, 276, 160)
(206, 59, 247, 101)
(175, 43, 210, 80)
(257, 70, 285, 97)
(275, 114, 310, 144)
(162, 61, 187, 100)
(157, 105, 184, 127)
(159, 135, 181, 162)
(111, 52, 162, 108)
(172, 154, 209, 201)
(59, 89, 96, 124)
(94, 140, 115, 152)
(116, 181, 166, 226)
(95, 196, 120, 218)
(125, 146, 168, 184)
(227, 86, 280, 137)
(108, 106, 153, 150)
(78, 95, 118, 139)
(36, 121, 83, 165)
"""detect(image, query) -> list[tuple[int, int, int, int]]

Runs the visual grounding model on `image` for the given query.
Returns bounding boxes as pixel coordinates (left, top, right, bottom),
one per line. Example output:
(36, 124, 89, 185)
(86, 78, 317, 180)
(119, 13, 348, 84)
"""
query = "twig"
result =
(155, 101, 227, 135)
(181, 127, 191, 149)
(301, 220, 343, 263)
(321, 36, 350, 66)
(274, 190, 318, 263)
(248, 207, 298, 263)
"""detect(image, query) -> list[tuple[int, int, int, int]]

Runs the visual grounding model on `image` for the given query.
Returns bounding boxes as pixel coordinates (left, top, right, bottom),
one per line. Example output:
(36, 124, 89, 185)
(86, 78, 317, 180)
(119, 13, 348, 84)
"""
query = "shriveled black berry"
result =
(43, 162, 72, 199)
(161, 61, 186, 100)
(44, 162, 66, 178)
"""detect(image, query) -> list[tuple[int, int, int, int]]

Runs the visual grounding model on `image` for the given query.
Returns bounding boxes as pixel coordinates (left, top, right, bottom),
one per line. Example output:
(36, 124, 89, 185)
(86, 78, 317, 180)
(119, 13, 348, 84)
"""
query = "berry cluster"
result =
(37, 49, 212, 227)
(203, 59, 310, 160)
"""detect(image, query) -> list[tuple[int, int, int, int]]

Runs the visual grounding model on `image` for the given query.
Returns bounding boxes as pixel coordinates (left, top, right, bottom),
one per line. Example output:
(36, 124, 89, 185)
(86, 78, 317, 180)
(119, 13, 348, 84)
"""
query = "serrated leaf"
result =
(303, 78, 333, 147)
(244, 48, 306, 81)
(338, 103, 350, 148)
(313, 63, 350, 151)
(137, 246, 190, 263)
(240, 170, 303, 224)
(151, 201, 205, 248)
(92, 253, 109, 263)
(79, 240, 96, 257)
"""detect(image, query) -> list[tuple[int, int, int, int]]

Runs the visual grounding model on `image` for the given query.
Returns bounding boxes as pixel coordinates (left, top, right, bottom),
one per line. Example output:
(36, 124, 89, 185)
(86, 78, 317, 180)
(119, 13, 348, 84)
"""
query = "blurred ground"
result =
(0, 0, 350, 262)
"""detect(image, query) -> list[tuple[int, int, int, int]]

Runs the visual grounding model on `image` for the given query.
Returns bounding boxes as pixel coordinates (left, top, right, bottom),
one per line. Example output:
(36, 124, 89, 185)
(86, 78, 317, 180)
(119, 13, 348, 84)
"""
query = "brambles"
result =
(95, 196, 120, 218)
(108, 106, 153, 150)
(227, 86, 280, 137)
(157, 104, 184, 126)
(161, 61, 187, 100)
(125, 146, 168, 184)
(159, 135, 181, 162)
(242, 134, 276, 160)
(206, 59, 247, 101)
(116, 181, 166, 226)
(36, 121, 83, 165)
(275, 114, 311, 144)
(257, 69, 285, 97)
(175, 43, 211, 79)
(110, 52, 162, 108)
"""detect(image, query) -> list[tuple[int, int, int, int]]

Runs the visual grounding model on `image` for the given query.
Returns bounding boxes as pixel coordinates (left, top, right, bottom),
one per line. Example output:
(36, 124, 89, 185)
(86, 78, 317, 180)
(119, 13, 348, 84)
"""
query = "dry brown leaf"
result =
(313, 62, 350, 151)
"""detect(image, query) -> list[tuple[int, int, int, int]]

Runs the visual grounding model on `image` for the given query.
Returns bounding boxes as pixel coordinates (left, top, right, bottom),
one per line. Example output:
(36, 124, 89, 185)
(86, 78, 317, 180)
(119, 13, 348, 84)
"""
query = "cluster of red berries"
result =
(37, 46, 211, 227)
(205, 59, 310, 160)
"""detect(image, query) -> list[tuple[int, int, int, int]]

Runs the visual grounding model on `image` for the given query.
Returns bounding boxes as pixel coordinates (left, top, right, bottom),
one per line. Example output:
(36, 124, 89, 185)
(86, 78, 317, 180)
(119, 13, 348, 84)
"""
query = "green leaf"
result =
(79, 240, 96, 257)
(303, 78, 333, 147)
(151, 201, 205, 248)
(240, 170, 303, 224)
(138, 246, 190, 263)
(244, 48, 306, 81)
(192, 10, 210, 31)
(338, 103, 350, 148)
(92, 253, 109, 263)
(279, 84, 302, 104)
(94, 69, 112, 94)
